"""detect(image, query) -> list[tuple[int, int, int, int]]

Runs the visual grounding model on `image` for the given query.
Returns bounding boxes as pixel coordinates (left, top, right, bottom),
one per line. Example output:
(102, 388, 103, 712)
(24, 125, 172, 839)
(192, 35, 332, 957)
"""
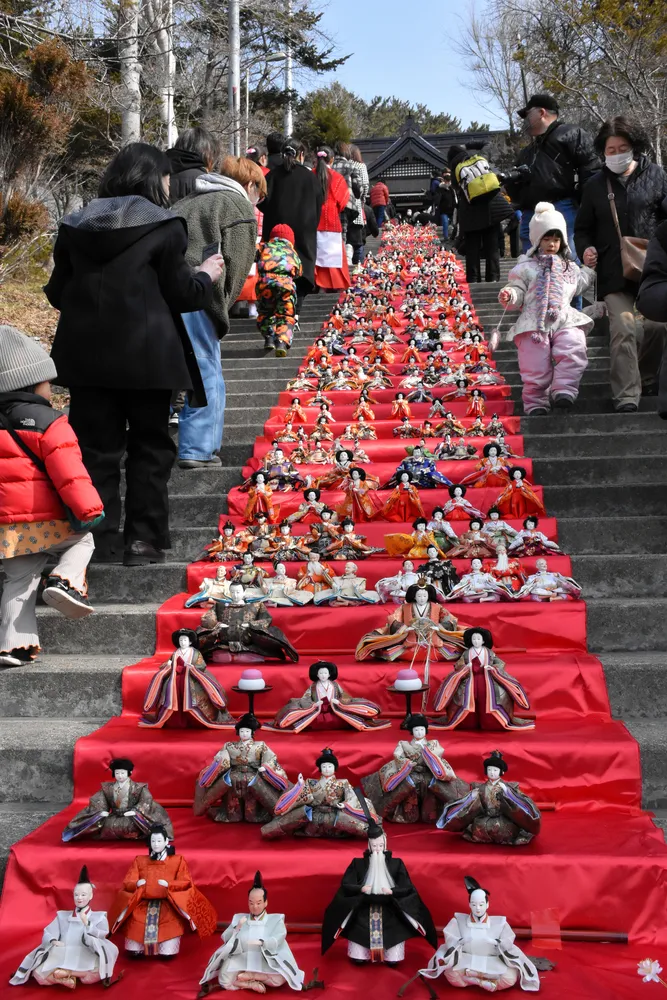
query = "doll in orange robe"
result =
(356, 582, 466, 663)
(109, 824, 217, 957)
(336, 468, 384, 522)
(368, 335, 395, 365)
(402, 340, 422, 365)
(461, 443, 511, 489)
(379, 472, 425, 522)
(391, 393, 412, 420)
(283, 397, 308, 425)
(466, 388, 486, 418)
(243, 472, 280, 524)
(353, 389, 376, 421)
(493, 467, 546, 519)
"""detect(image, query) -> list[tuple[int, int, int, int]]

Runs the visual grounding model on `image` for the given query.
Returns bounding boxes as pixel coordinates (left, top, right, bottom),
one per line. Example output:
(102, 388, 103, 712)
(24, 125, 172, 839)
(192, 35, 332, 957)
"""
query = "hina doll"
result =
(305, 510, 341, 554)
(295, 551, 337, 600)
(385, 517, 447, 560)
(437, 751, 541, 848)
(240, 514, 279, 557)
(434, 411, 466, 436)
(391, 393, 412, 421)
(62, 758, 173, 842)
(267, 522, 311, 563)
(387, 447, 452, 489)
(467, 416, 486, 437)
(197, 584, 299, 663)
(486, 414, 507, 436)
(261, 448, 305, 491)
(426, 507, 459, 553)
(419, 420, 438, 438)
(362, 715, 470, 824)
(418, 546, 460, 598)
(199, 872, 304, 994)
(517, 559, 582, 601)
(376, 559, 420, 604)
(336, 468, 384, 522)
(261, 747, 380, 840)
(283, 397, 308, 424)
(231, 551, 270, 594)
(474, 366, 504, 387)
(419, 875, 540, 990)
(243, 473, 280, 524)
(285, 487, 327, 524)
(508, 517, 562, 556)
(369, 335, 395, 365)
(139, 629, 234, 729)
(322, 818, 438, 965)
(406, 382, 435, 404)
(355, 582, 466, 663)
(445, 558, 514, 602)
(467, 387, 486, 418)
(194, 714, 289, 823)
(441, 485, 485, 521)
(109, 825, 217, 956)
(461, 443, 511, 488)
(326, 519, 384, 559)
(199, 520, 246, 563)
(260, 563, 308, 606)
(344, 436, 370, 464)
(494, 468, 546, 519)
(446, 518, 497, 559)
(353, 390, 376, 421)
(432, 628, 534, 731)
(314, 561, 380, 606)
(481, 507, 519, 549)
(185, 566, 233, 608)
(379, 472, 426, 522)
(10, 866, 119, 988)
(484, 544, 525, 594)
(394, 417, 420, 439)
(313, 448, 356, 490)
(266, 661, 389, 732)
(344, 417, 377, 440)
(311, 415, 334, 440)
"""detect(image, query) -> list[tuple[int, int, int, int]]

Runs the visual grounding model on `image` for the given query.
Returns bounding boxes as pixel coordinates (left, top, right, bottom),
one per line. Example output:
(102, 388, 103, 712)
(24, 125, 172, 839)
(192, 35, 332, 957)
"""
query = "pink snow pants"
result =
(514, 327, 588, 413)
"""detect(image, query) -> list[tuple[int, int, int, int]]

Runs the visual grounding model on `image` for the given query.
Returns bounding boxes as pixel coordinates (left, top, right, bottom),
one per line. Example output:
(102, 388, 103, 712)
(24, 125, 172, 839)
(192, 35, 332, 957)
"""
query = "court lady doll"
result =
(243, 472, 280, 525)
(461, 443, 511, 489)
(391, 392, 412, 421)
(446, 519, 497, 560)
(336, 467, 384, 522)
(379, 472, 426, 522)
(441, 485, 485, 521)
(508, 517, 561, 557)
(385, 517, 447, 560)
(283, 397, 307, 425)
(266, 661, 389, 733)
(467, 387, 486, 418)
(437, 751, 541, 848)
(494, 467, 546, 519)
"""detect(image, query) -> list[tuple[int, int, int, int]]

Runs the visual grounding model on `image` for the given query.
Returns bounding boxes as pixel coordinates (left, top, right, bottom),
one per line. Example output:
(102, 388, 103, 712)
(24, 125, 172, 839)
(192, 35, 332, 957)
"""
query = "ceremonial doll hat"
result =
(463, 626, 493, 649)
(235, 713, 261, 733)
(309, 660, 339, 681)
(172, 627, 199, 648)
(109, 757, 134, 774)
(316, 747, 339, 769)
(405, 712, 430, 733)
(354, 787, 384, 842)
(404, 581, 438, 604)
(464, 874, 490, 899)
(483, 749, 508, 774)
(76, 865, 93, 886)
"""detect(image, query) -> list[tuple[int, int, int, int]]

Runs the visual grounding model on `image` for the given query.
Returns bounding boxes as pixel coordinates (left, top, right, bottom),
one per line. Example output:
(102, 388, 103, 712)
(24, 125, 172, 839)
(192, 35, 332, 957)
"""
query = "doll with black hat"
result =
(386, 445, 453, 491)
(197, 586, 299, 663)
(242, 471, 281, 525)
(418, 544, 460, 597)
(199, 870, 304, 993)
(139, 628, 234, 729)
(10, 865, 119, 987)
(194, 714, 289, 823)
(361, 714, 469, 824)
(196, 519, 247, 563)
(321, 797, 438, 965)
(109, 824, 217, 957)
(62, 756, 173, 842)
(432, 628, 533, 730)
(265, 660, 389, 734)
(437, 750, 541, 847)
(419, 873, 540, 990)
(261, 747, 380, 840)
(356, 580, 467, 663)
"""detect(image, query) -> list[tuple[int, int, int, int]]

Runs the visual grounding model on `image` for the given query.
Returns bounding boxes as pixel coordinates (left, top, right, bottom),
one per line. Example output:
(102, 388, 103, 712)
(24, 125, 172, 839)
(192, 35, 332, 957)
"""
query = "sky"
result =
(299, 0, 508, 132)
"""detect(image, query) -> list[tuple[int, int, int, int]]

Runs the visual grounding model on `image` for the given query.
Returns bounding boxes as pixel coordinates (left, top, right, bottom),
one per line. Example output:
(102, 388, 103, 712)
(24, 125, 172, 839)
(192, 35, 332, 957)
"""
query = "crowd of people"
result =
(1, 99, 667, 668)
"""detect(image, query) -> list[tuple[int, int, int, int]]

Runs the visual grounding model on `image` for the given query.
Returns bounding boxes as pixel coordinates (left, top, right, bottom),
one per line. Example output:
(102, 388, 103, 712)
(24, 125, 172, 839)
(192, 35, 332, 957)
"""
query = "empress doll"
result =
(355, 582, 466, 663)
(266, 661, 389, 733)
(362, 715, 470, 824)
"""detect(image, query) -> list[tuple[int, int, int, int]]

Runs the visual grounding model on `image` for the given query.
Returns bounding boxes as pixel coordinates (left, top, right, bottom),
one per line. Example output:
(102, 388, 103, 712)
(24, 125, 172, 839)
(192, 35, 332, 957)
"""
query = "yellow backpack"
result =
(454, 155, 501, 203)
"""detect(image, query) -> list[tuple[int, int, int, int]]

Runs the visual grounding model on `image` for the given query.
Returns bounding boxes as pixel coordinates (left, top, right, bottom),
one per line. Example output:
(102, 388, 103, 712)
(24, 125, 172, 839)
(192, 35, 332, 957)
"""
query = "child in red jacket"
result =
(0, 326, 104, 667)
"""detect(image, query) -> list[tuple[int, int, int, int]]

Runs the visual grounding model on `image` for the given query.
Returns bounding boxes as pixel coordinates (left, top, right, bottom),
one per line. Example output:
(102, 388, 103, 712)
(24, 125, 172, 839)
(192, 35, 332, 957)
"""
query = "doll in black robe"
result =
(322, 805, 437, 965)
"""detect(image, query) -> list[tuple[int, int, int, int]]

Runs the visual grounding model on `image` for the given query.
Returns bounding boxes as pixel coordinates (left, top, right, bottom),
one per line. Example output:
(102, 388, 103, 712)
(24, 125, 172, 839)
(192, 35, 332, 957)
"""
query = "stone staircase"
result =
(2, 247, 666, 881)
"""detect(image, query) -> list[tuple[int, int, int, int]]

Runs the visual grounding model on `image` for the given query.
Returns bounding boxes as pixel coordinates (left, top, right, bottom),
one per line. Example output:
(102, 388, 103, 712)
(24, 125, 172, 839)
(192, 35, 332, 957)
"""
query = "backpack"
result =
(454, 154, 501, 203)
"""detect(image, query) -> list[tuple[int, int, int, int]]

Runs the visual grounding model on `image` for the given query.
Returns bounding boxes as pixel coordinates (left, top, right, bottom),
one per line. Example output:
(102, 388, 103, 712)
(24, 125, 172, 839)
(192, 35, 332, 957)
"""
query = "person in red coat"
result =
(370, 180, 390, 226)
(0, 327, 104, 667)
(313, 146, 351, 291)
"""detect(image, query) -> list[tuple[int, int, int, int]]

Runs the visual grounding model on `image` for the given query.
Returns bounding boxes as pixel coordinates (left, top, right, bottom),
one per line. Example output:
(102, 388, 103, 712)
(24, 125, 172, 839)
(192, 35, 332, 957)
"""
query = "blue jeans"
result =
(520, 197, 582, 308)
(374, 205, 386, 227)
(441, 214, 450, 239)
(178, 310, 226, 460)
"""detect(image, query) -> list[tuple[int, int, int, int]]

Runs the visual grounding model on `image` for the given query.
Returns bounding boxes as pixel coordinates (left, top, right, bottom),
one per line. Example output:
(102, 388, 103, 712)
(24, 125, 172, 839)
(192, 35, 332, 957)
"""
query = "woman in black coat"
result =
(46, 143, 224, 564)
(574, 116, 667, 412)
(637, 222, 667, 416)
(448, 143, 513, 283)
(261, 139, 324, 314)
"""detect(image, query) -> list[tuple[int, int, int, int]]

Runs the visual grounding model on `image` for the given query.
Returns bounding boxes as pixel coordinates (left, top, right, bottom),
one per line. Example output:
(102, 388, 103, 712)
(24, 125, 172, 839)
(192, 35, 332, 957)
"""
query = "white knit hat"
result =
(528, 202, 569, 253)
(0, 325, 57, 393)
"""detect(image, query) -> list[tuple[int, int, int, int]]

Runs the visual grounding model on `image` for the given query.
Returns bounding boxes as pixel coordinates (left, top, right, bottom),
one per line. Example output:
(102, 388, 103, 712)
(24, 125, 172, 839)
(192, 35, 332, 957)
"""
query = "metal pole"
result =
(166, 0, 175, 147)
(228, 0, 241, 154)
(245, 66, 249, 152)
(284, 0, 293, 136)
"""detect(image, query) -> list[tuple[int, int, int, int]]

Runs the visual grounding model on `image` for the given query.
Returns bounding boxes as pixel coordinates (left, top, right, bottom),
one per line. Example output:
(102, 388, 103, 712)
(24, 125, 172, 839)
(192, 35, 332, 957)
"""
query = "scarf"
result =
(532, 253, 568, 343)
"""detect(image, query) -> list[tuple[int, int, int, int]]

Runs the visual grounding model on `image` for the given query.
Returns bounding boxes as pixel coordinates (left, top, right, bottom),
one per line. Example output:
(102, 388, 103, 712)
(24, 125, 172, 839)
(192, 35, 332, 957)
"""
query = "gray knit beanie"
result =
(0, 325, 57, 393)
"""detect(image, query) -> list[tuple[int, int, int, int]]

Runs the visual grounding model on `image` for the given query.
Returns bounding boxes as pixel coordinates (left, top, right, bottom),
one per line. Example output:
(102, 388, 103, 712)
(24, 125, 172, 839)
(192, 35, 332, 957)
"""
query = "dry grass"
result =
(0, 267, 68, 407)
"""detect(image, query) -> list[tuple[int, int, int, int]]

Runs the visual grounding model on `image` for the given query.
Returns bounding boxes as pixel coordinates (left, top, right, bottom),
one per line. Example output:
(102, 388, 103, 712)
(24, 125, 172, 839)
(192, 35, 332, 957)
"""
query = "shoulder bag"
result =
(606, 177, 648, 283)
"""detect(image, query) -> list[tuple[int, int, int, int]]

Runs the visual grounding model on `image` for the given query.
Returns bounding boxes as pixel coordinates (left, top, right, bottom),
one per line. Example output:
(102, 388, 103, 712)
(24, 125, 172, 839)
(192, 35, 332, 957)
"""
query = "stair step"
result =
(0, 718, 103, 803)
(0, 656, 126, 718)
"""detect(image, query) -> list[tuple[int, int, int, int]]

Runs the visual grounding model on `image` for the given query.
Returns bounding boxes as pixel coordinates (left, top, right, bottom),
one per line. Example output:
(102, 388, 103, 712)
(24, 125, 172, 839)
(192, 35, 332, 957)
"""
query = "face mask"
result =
(248, 184, 261, 206)
(605, 151, 634, 174)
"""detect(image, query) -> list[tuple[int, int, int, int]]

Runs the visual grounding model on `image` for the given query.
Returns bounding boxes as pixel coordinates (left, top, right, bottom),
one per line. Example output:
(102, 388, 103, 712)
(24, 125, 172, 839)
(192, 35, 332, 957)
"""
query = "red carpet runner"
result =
(1, 227, 665, 997)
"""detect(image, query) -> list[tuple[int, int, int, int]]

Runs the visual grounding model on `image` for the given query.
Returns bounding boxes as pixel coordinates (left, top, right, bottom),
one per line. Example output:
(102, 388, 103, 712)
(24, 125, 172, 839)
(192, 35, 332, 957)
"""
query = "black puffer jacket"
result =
(574, 157, 667, 299)
(505, 120, 600, 210)
(636, 221, 667, 322)
(448, 143, 513, 234)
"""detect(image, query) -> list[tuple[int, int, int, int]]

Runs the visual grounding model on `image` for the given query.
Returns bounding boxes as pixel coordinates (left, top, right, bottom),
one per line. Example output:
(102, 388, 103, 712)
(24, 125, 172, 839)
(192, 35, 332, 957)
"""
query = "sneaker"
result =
(41, 578, 94, 620)
(275, 345, 288, 358)
(526, 406, 550, 416)
(552, 394, 574, 410)
(615, 403, 638, 413)
(0, 653, 24, 668)
(263, 336, 275, 351)
(294, 316, 301, 333)
(123, 541, 167, 566)
(178, 456, 222, 469)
